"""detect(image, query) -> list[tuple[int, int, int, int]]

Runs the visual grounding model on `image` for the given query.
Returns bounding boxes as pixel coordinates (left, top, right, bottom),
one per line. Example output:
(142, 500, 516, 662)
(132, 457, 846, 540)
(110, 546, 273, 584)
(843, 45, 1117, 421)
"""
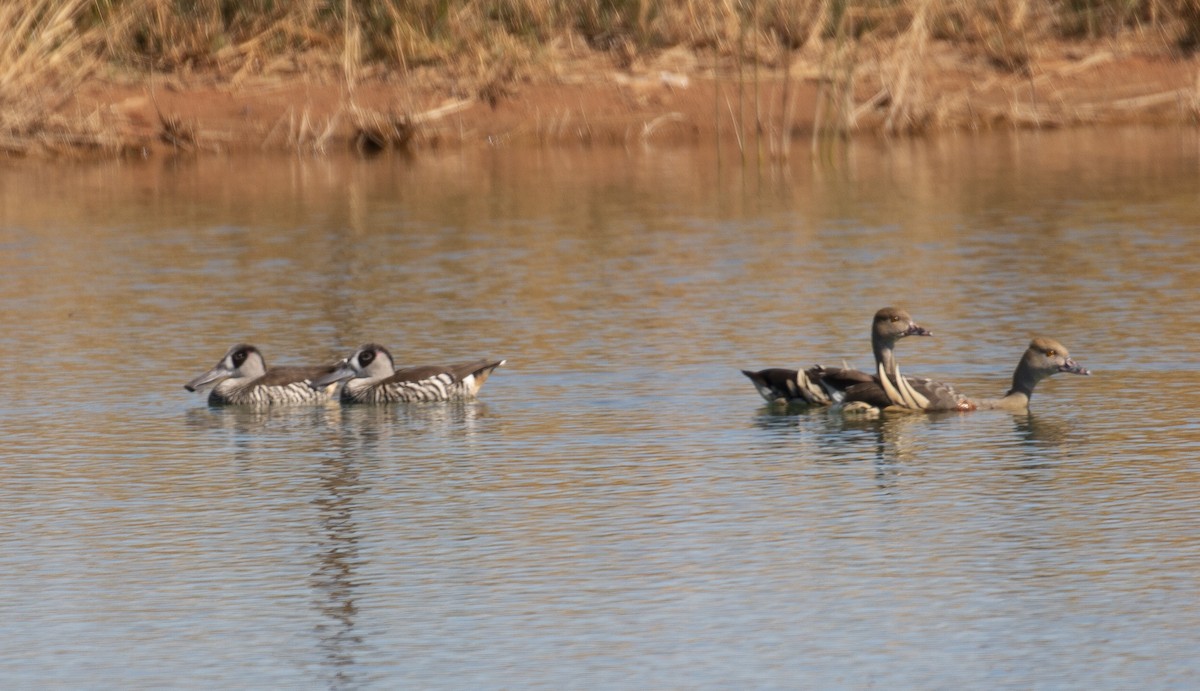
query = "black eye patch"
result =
(232, 350, 249, 367)
(359, 350, 376, 366)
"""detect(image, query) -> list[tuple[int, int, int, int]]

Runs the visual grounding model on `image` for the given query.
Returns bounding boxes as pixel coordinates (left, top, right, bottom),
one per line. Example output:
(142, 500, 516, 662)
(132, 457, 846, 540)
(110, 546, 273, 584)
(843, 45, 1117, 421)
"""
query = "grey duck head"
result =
(185, 344, 267, 392)
(309, 343, 397, 387)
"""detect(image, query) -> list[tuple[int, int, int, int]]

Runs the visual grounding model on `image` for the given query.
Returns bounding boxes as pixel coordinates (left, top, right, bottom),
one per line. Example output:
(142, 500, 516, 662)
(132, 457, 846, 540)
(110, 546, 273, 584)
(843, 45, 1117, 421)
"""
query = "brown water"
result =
(1, 129, 1199, 688)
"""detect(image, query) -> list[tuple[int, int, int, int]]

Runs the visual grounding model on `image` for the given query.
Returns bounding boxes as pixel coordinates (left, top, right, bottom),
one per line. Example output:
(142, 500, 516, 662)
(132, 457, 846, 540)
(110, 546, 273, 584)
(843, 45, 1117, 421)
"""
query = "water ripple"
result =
(2, 133, 1199, 688)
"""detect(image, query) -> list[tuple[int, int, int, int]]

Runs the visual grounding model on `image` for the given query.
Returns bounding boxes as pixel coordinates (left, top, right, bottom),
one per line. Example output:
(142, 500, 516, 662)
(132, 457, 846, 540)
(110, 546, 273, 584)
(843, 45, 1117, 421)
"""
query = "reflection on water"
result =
(1, 128, 1199, 687)
(1013, 411, 1076, 447)
(311, 451, 364, 691)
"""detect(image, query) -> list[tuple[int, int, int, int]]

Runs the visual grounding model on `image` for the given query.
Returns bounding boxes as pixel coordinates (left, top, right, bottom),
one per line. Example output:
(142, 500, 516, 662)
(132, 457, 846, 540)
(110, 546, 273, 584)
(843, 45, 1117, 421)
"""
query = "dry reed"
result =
(0, 0, 118, 156)
(2, 1, 1198, 156)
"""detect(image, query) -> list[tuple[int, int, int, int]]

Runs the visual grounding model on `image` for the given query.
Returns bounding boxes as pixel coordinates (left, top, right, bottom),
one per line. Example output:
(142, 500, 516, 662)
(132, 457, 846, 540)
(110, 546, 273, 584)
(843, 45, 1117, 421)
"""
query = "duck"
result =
(742, 307, 931, 407)
(837, 336, 1090, 413)
(820, 307, 946, 410)
(185, 344, 340, 405)
(310, 343, 505, 403)
(966, 337, 1091, 411)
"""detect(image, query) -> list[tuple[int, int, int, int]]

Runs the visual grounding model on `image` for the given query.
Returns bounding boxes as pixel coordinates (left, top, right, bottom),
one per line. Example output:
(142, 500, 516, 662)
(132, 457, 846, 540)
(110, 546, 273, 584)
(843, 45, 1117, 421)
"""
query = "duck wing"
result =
(741, 367, 832, 405)
(256, 364, 340, 388)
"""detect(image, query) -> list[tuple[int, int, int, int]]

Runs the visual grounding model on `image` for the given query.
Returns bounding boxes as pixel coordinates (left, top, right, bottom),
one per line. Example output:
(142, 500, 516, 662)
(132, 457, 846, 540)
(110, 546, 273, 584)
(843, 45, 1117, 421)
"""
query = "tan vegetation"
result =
(2, 0, 1199, 157)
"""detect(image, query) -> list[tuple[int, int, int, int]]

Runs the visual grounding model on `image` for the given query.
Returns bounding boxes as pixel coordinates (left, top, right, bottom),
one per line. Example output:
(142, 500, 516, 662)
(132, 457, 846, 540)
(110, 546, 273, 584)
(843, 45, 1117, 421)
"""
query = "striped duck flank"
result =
(311, 343, 505, 404)
(968, 337, 1090, 412)
(185, 344, 340, 406)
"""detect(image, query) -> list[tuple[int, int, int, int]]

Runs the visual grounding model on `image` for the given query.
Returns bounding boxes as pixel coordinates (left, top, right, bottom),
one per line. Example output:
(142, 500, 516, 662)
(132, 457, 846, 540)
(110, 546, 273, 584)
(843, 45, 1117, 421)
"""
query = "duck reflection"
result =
(183, 404, 344, 434)
(847, 411, 942, 490)
(747, 404, 833, 459)
(749, 403, 825, 432)
(310, 452, 366, 691)
(305, 398, 495, 688)
(760, 406, 941, 462)
(183, 404, 344, 466)
(1012, 411, 1074, 446)
(182, 403, 369, 687)
(326, 400, 492, 445)
(1000, 411, 1079, 479)
(749, 405, 940, 488)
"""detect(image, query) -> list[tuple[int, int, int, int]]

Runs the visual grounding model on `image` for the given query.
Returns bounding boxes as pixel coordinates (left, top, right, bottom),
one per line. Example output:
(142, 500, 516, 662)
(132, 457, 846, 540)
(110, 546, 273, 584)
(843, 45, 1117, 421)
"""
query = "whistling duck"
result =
(743, 307, 931, 406)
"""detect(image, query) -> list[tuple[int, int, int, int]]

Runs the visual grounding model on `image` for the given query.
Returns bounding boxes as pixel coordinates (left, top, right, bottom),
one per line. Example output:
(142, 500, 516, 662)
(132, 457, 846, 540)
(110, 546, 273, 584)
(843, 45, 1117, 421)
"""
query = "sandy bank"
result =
(22, 40, 1200, 158)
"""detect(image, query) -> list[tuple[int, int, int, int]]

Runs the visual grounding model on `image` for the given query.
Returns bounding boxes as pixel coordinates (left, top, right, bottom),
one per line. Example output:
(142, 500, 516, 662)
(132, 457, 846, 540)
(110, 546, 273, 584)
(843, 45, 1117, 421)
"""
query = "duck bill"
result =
(1059, 358, 1091, 376)
(905, 323, 932, 338)
(185, 367, 229, 392)
(309, 364, 356, 389)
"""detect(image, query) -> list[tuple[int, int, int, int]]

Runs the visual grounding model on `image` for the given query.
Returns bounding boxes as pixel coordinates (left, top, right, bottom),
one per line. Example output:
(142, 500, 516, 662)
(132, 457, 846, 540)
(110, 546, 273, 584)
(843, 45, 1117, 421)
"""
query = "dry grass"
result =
(55, 2, 1200, 82)
(0, 0, 123, 156)
(2, 1, 1199, 156)
(1, 0, 95, 95)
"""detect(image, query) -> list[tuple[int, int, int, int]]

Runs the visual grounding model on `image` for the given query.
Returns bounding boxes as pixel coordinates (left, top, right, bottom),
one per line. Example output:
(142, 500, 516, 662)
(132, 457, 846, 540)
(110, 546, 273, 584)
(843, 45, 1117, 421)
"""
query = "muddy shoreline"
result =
(27, 41, 1200, 158)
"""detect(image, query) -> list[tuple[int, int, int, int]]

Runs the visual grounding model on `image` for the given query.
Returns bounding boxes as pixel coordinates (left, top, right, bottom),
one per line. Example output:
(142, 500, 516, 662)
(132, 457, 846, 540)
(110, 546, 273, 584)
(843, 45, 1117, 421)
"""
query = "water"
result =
(1, 129, 1199, 688)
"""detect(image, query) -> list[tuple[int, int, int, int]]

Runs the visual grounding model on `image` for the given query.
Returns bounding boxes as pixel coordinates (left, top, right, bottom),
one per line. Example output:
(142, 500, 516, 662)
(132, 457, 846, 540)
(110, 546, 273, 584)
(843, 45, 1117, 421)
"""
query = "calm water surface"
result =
(1, 129, 1199, 688)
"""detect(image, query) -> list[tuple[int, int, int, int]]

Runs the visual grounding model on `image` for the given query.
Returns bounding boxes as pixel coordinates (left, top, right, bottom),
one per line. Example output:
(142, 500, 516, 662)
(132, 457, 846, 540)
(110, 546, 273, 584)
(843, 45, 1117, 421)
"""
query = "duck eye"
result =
(232, 350, 248, 367)
(1044, 349, 1057, 357)
(359, 351, 375, 366)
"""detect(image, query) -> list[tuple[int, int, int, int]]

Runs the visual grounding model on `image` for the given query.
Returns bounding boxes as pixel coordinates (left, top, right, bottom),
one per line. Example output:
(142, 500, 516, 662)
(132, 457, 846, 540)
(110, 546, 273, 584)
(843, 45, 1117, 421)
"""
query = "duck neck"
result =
(996, 359, 1043, 411)
(874, 338, 914, 408)
(873, 337, 897, 382)
(1007, 357, 1044, 398)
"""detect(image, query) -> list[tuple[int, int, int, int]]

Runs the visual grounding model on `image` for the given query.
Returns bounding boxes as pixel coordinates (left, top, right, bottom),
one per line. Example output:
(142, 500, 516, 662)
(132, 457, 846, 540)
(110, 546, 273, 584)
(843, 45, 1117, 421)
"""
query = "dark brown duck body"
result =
(740, 366, 838, 406)
(742, 307, 933, 407)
